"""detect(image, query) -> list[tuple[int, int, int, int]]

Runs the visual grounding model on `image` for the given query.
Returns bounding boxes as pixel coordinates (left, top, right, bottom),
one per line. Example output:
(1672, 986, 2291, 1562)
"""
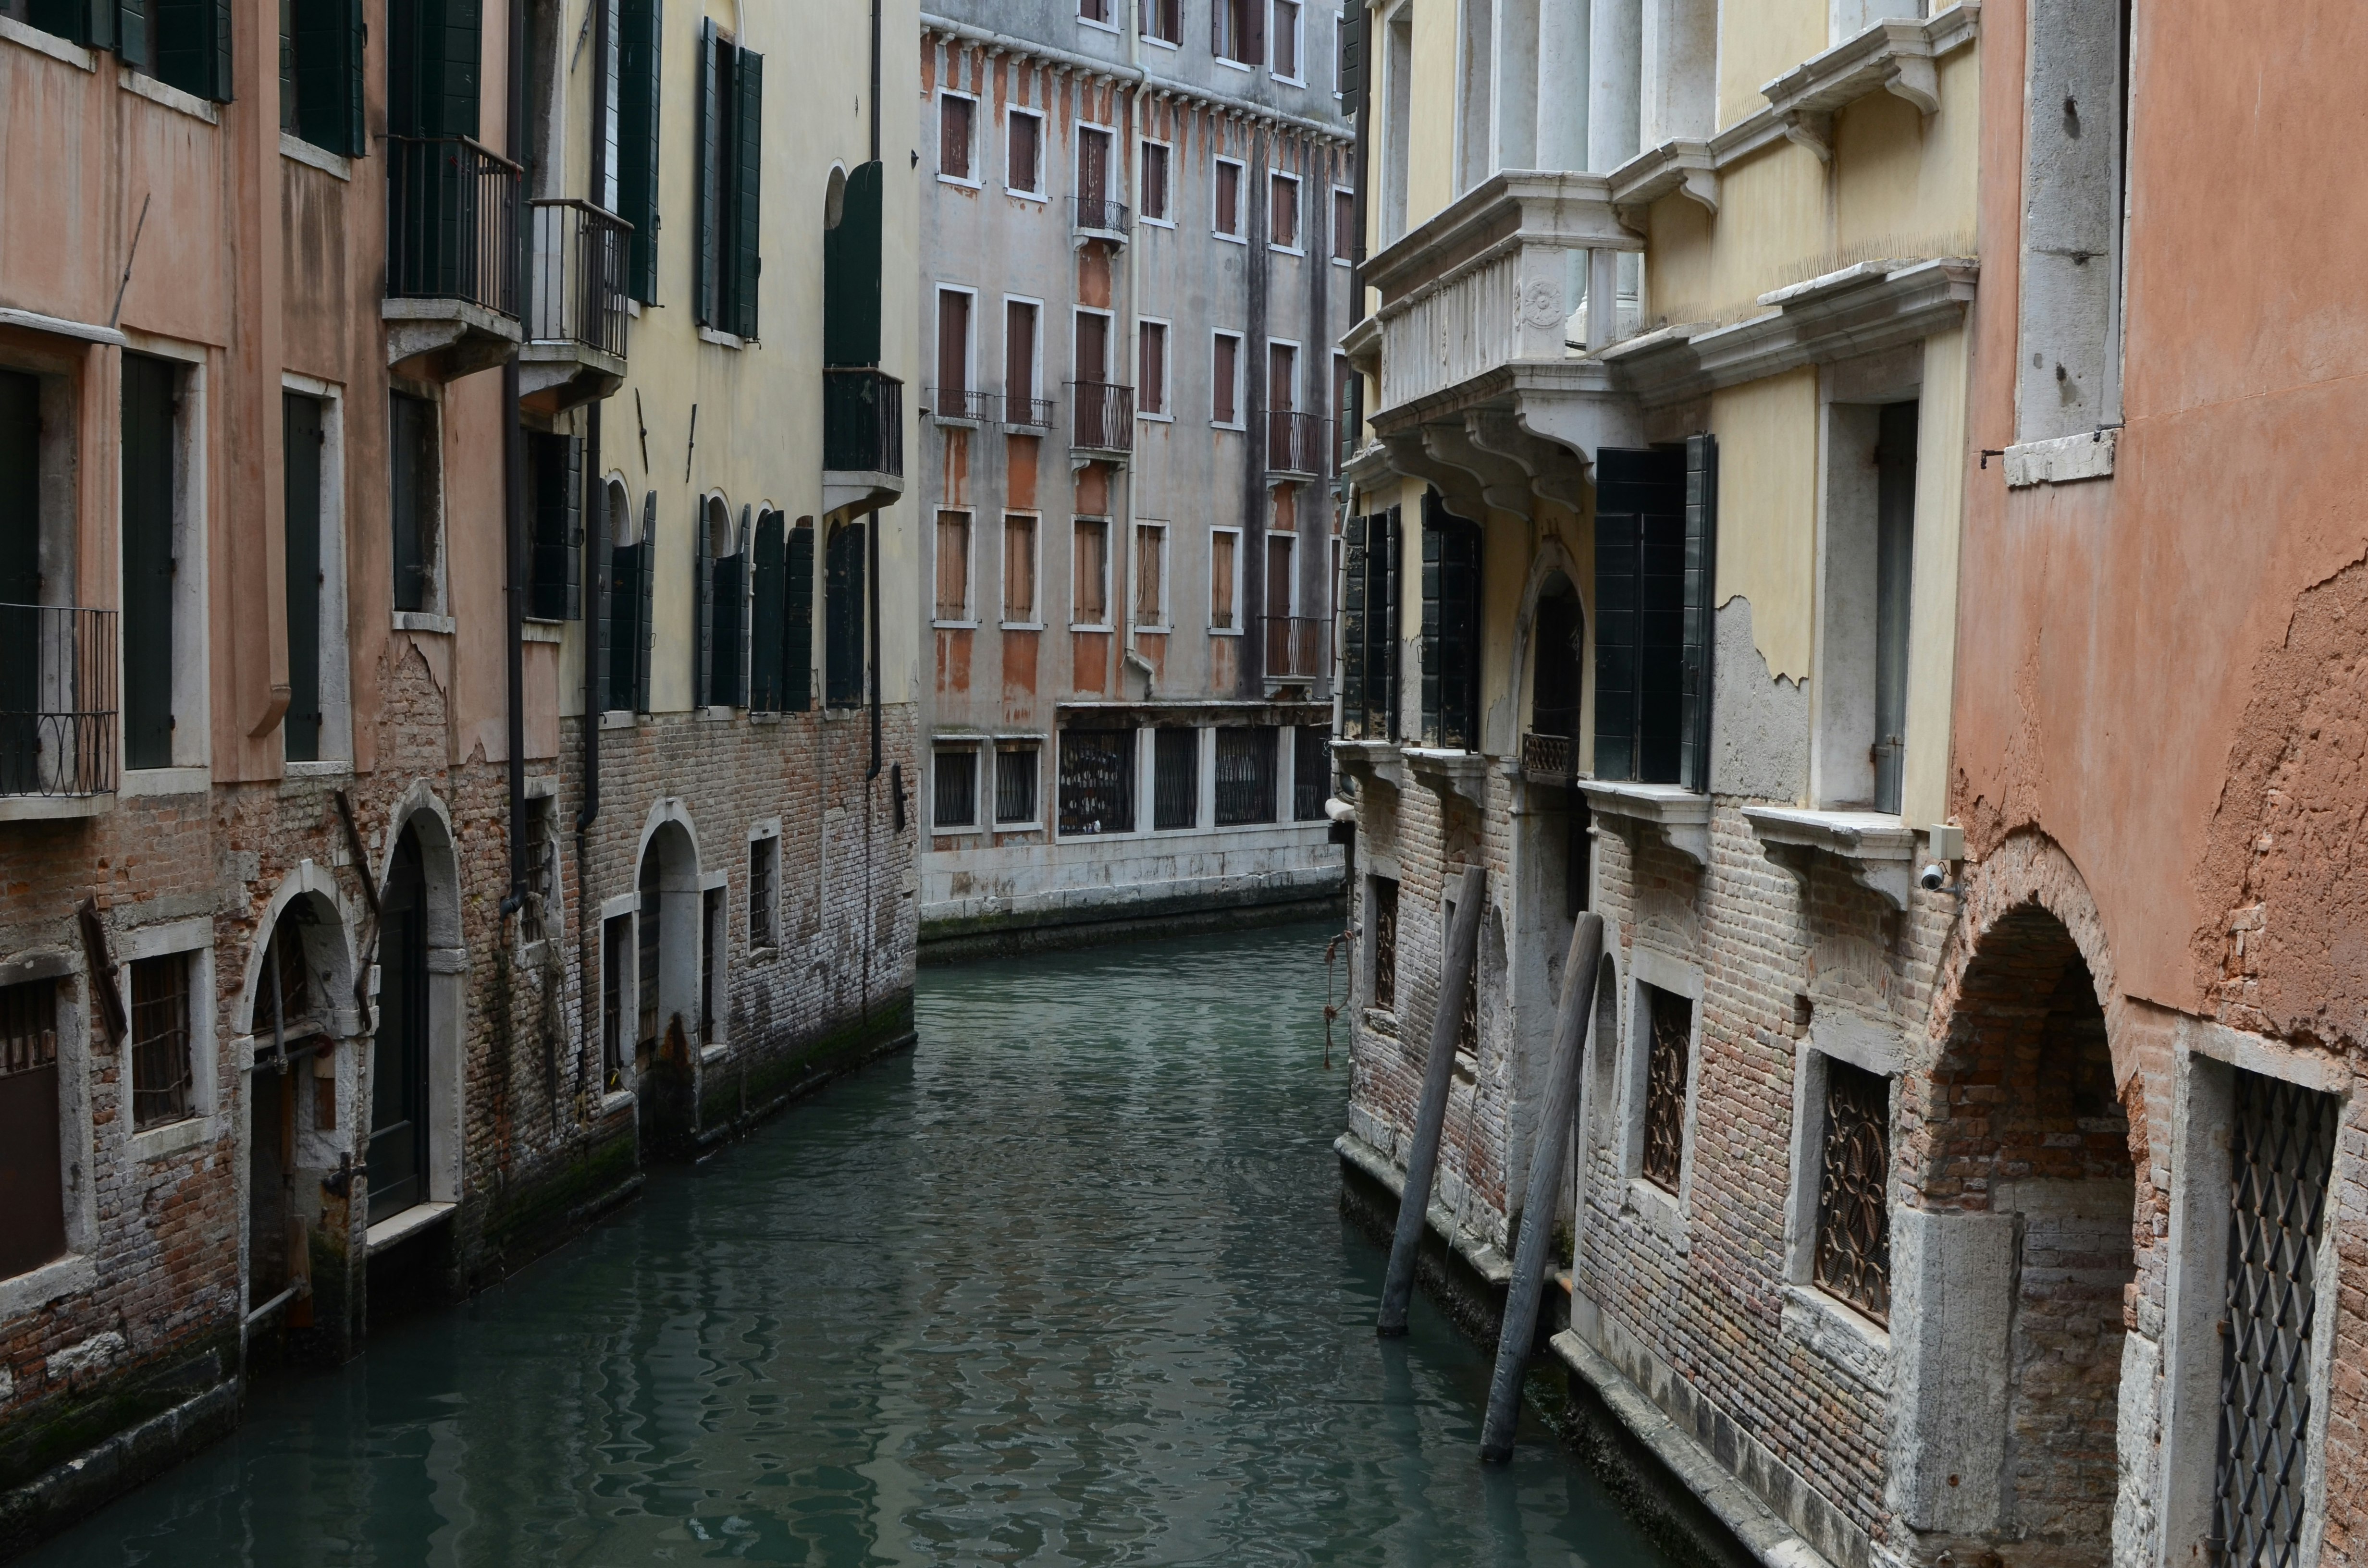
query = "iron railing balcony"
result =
(1265, 410, 1332, 478)
(1004, 391, 1055, 431)
(387, 135, 520, 315)
(1521, 729, 1577, 787)
(931, 386, 995, 423)
(823, 368, 905, 477)
(1263, 614, 1331, 683)
(528, 198, 630, 357)
(1072, 196, 1132, 239)
(1069, 381, 1135, 455)
(0, 604, 117, 802)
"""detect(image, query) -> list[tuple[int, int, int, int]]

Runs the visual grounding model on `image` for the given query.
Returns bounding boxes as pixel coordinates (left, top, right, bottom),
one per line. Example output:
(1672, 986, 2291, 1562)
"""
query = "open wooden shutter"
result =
(29, 0, 114, 48)
(823, 162, 884, 367)
(114, 0, 146, 66)
(154, 0, 231, 101)
(388, 0, 481, 136)
(1338, 2, 1364, 108)
(1419, 492, 1480, 752)
(694, 19, 721, 326)
(1680, 434, 1717, 794)
(592, 503, 614, 716)
(1592, 446, 1687, 784)
(749, 512, 785, 711)
(636, 492, 656, 710)
(120, 355, 177, 771)
(785, 523, 814, 711)
(1339, 514, 1367, 737)
(695, 532, 715, 709)
(437, 0, 480, 135)
(1376, 507, 1401, 739)
(527, 434, 578, 620)
(295, 0, 363, 153)
(731, 48, 763, 339)
(617, 0, 663, 301)
(1245, 0, 1265, 66)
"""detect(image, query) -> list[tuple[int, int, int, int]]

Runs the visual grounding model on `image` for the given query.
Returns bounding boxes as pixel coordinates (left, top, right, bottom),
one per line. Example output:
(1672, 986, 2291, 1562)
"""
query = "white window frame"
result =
(1211, 155, 1248, 243)
(1209, 524, 1246, 635)
(932, 739, 987, 833)
(933, 505, 978, 628)
(990, 735, 1048, 830)
(935, 88, 981, 188)
(1001, 293, 1047, 420)
(1069, 515, 1115, 632)
(696, 867, 729, 1057)
(1075, 0, 1121, 34)
(1330, 183, 1356, 265)
(0, 952, 100, 1322)
(115, 918, 219, 1161)
(1005, 106, 1047, 199)
(1000, 509, 1044, 629)
(745, 821, 782, 956)
(1211, 330, 1246, 429)
(279, 369, 354, 768)
(934, 282, 981, 406)
(1266, 529, 1299, 617)
(1140, 0, 1182, 50)
(1619, 946, 1704, 1242)
(1269, 0, 1305, 84)
(1135, 316, 1173, 421)
(121, 331, 215, 772)
(1267, 334, 1303, 413)
(1138, 136, 1176, 227)
(1268, 171, 1304, 254)
(1075, 118, 1119, 208)
(1134, 520, 1172, 629)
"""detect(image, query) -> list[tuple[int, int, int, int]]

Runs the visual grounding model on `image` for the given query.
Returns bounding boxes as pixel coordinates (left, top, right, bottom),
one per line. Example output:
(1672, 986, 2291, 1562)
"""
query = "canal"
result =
(29, 924, 1669, 1567)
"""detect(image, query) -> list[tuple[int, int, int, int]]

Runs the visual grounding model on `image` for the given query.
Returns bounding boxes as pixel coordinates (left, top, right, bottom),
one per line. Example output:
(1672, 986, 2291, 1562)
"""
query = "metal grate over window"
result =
(1640, 985, 1690, 1193)
(1293, 726, 1330, 821)
(1213, 727, 1276, 826)
(1813, 1059, 1891, 1323)
(1058, 729, 1135, 836)
(1153, 728, 1198, 831)
(2213, 1069, 2339, 1568)
(995, 745, 1038, 824)
(1370, 877, 1398, 1012)
(129, 954, 194, 1131)
(933, 747, 978, 829)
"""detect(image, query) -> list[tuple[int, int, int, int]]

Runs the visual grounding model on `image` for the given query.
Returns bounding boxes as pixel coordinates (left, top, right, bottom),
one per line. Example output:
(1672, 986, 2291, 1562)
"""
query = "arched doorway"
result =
(244, 885, 355, 1336)
(371, 830, 432, 1224)
(634, 816, 703, 1151)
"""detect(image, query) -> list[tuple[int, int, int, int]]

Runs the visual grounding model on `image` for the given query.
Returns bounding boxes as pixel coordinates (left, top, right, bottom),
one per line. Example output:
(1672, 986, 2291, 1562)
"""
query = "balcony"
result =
(822, 368, 905, 521)
(930, 387, 995, 425)
(1520, 730, 1576, 788)
(1265, 410, 1332, 480)
(1004, 392, 1055, 432)
(1263, 614, 1331, 690)
(0, 605, 116, 820)
(1072, 196, 1132, 246)
(1069, 381, 1134, 459)
(520, 198, 630, 413)
(383, 136, 524, 381)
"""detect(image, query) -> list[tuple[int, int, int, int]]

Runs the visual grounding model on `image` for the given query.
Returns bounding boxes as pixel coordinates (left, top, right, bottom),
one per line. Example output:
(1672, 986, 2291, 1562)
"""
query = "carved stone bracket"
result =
(1743, 806, 1917, 912)
(1406, 747, 1489, 812)
(1332, 739, 1407, 795)
(1579, 780, 1711, 870)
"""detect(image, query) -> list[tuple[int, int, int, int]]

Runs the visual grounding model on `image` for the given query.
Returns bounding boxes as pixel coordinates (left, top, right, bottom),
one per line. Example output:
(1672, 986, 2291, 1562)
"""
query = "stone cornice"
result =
(1364, 170, 1639, 313)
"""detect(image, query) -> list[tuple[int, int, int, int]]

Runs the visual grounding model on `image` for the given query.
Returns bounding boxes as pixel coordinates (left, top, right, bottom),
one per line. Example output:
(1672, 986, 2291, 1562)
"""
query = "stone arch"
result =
(367, 783, 466, 1225)
(234, 861, 357, 1038)
(1505, 538, 1587, 745)
(631, 800, 706, 1153)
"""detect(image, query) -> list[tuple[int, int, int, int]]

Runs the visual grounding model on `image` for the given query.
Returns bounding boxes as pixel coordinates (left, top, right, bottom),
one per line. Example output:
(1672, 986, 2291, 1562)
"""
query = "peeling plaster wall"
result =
(1712, 597, 1810, 801)
(1710, 368, 1819, 681)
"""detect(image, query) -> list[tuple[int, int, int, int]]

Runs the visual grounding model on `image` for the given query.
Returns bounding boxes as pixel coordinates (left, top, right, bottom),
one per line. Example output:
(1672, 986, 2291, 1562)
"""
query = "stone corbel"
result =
(1333, 739, 1407, 794)
(1379, 428, 1487, 525)
(1465, 407, 1586, 512)
(1422, 419, 1531, 518)
(1407, 747, 1489, 812)
(1780, 110, 1832, 164)
(1885, 53, 1941, 117)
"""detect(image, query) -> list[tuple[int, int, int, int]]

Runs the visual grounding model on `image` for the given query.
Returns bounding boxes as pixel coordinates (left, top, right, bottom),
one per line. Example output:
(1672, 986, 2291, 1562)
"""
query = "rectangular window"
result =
(938, 93, 976, 181)
(1639, 984, 1691, 1194)
(700, 885, 725, 1044)
(1266, 532, 1295, 623)
(1153, 726, 1198, 830)
(995, 743, 1039, 824)
(1003, 514, 1038, 623)
(1813, 1057, 1892, 1323)
(389, 390, 439, 616)
(526, 429, 584, 622)
(121, 353, 179, 771)
(1419, 492, 1482, 752)
(283, 0, 365, 154)
(1057, 728, 1135, 835)
(1138, 321, 1168, 415)
(1072, 518, 1110, 626)
(824, 519, 866, 709)
(1270, 172, 1300, 249)
(617, 0, 663, 301)
(1213, 0, 1261, 64)
(748, 834, 777, 950)
(1332, 187, 1355, 261)
(1817, 404, 1917, 812)
(521, 795, 556, 945)
(1008, 109, 1044, 195)
(1339, 507, 1402, 740)
(934, 509, 972, 623)
(1134, 522, 1166, 625)
(1214, 726, 1276, 825)
(1005, 300, 1042, 424)
(1213, 159, 1245, 238)
(935, 288, 974, 417)
(1211, 527, 1240, 631)
(129, 953, 194, 1131)
(934, 745, 979, 828)
(1140, 141, 1171, 222)
(282, 391, 326, 763)
(1593, 438, 1715, 789)
(694, 20, 764, 337)
(1212, 332, 1242, 424)
(1142, 0, 1180, 46)
(2016, 0, 2130, 442)
(784, 518, 814, 711)
(1271, 0, 1300, 77)
(0, 978, 65, 1281)
(1073, 309, 1110, 385)
(1078, 0, 1111, 23)
(1293, 726, 1329, 820)
(600, 913, 630, 1090)
(1076, 126, 1114, 227)
(697, 502, 747, 710)
(1369, 876, 1399, 1011)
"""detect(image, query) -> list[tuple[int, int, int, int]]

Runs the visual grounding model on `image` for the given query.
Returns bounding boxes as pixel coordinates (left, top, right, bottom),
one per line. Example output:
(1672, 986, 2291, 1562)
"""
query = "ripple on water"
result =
(27, 922, 1673, 1568)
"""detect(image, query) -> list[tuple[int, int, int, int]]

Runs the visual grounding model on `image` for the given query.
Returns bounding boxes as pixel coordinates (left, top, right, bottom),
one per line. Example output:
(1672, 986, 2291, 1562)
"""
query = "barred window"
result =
(1153, 727, 1199, 831)
(995, 744, 1039, 825)
(1058, 729, 1135, 835)
(0, 978, 65, 1280)
(1292, 726, 1329, 821)
(129, 954, 194, 1131)
(934, 746, 979, 829)
(521, 796, 557, 946)
(601, 914, 630, 1092)
(748, 835, 778, 950)
(1640, 984, 1690, 1193)
(1369, 876, 1399, 1012)
(1813, 1059, 1891, 1323)
(1213, 726, 1276, 825)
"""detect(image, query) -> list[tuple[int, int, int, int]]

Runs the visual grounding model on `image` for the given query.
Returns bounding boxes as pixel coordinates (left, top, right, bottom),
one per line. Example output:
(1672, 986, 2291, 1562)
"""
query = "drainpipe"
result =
(865, 0, 884, 781)
(501, 0, 530, 919)
(1119, 2, 1146, 701)
(576, 401, 603, 1105)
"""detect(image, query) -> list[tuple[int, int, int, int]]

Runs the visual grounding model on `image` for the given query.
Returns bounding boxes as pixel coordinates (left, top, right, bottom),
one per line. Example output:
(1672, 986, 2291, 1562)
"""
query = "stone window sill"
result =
(599, 1088, 637, 1116)
(2004, 428, 2116, 488)
(280, 132, 351, 180)
(522, 620, 564, 644)
(1405, 747, 1487, 810)
(121, 69, 219, 124)
(1579, 779, 1711, 867)
(1778, 1282, 1891, 1374)
(394, 611, 455, 636)
(1622, 1176, 1689, 1249)
(1333, 739, 1406, 792)
(365, 1200, 456, 1254)
(0, 1253, 98, 1327)
(601, 710, 639, 730)
(0, 14, 94, 69)
(1742, 805, 1916, 910)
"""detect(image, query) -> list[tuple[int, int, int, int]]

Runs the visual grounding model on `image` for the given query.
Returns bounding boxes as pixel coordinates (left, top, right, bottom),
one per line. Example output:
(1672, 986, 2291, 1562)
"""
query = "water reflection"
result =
(30, 924, 1670, 1568)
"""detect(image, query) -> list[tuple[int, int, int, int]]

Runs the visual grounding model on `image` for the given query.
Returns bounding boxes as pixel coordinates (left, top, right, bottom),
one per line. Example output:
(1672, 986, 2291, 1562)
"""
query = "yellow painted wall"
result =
(1709, 368, 1819, 683)
(1405, 0, 1460, 233)
(1901, 325, 1967, 830)
(1717, 0, 1826, 132)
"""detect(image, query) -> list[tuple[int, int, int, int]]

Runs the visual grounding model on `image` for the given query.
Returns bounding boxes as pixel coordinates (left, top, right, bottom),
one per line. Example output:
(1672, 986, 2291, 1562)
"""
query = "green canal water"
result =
(28, 923, 1670, 1567)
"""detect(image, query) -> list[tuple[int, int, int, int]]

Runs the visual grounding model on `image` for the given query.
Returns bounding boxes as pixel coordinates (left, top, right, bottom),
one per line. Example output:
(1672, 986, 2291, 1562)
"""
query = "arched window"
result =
(824, 519, 866, 709)
(607, 484, 654, 713)
(696, 495, 748, 709)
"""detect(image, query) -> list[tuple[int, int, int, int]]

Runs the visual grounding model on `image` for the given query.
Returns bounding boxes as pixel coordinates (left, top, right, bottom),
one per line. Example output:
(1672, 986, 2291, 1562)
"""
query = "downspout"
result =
(576, 401, 603, 1112)
(865, 0, 884, 780)
(501, 0, 531, 919)
(1119, 4, 1145, 699)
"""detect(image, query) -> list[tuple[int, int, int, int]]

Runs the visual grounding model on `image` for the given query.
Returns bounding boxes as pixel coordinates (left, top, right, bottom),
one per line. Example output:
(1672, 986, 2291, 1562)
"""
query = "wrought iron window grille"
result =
(1640, 985, 1690, 1193)
(1812, 1058, 1891, 1322)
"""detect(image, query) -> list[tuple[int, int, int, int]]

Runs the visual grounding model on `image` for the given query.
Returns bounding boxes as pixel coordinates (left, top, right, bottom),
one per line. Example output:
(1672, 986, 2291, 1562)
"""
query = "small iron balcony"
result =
(384, 135, 523, 379)
(1073, 196, 1132, 241)
(1263, 614, 1331, 683)
(522, 197, 631, 411)
(0, 604, 117, 807)
(1069, 381, 1135, 455)
(1265, 410, 1332, 479)
(931, 387, 995, 423)
(823, 368, 905, 478)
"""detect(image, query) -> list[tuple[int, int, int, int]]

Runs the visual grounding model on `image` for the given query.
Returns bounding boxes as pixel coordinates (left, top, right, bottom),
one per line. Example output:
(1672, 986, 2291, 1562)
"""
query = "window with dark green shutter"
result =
(607, 541, 642, 715)
(147, 0, 231, 102)
(24, 0, 115, 50)
(730, 49, 762, 338)
(824, 520, 864, 709)
(1679, 433, 1718, 796)
(526, 432, 582, 622)
(1418, 491, 1480, 752)
(388, 0, 481, 138)
(694, 25, 763, 334)
(1594, 441, 1713, 790)
(388, 392, 437, 614)
(616, 0, 663, 302)
(121, 355, 177, 771)
(711, 539, 746, 708)
(1338, 514, 1366, 734)
(282, 392, 324, 762)
(0, 372, 43, 795)
(284, 0, 364, 156)
(784, 520, 814, 712)
(824, 162, 885, 368)
(748, 510, 784, 711)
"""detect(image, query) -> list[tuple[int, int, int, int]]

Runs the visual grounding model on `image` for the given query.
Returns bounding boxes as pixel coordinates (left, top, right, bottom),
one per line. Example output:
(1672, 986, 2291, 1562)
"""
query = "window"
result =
(1339, 507, 1402, 739)
(589, 0, 622, 212)
(1078, 0, 1112, 24)
(938, 93, 976, 182)
(636, 855, 661, 1053)
(1073, 309, 1111, 385)
(1076, 126, 1116, 229)
(1140, 141, 1172, 223)
(1812, 1058, 1891, 1323)
(1211, 332, 1243, 425)
(1057, 728, 1135, 835)
(389, 0, 481, 135)
(934, 745, 980, 828)
(1332, 187, 1356, 262)
(129, 953, 194, 1131)
(935, 288, 976, 418)
(1418, 491, 1482, 752)
(1215, 727, 1277, 825)
(1141, 0, 1180, 46)
(1368, 876, 1399, 1011)
(616, 0, 663, 301)
(1293, 726, 1330, 820)
(1153, 727, 1198, 830)
(282, 391, 330, 763)
(1072, 518, 1110, 627)
(526, 430, 584, 623)
(1210, 527, 1241, 631)
(1266, 533, 1296, 629)
(1002, 514, 1039, 623)
(388, 390, 439, 618)
(608, 486, 656, 713)
(102, 0, 233, 99)
(783, 518, 814, 710)
(1816, 404, 1917, 813)
(748, 833, 778, 950)
(522, 794, 559, 946)
(0, 978, 64, 1280)
(750, 508, 803, 713)
(694, 20, 764, 337)
(700, 886, 725, 1045)
(995, 743, 1039, 824)
(281, 0, 366, 153)
(1134, 523, 1167, 626)
(1270, 172, 1301, 250)
(1639, 984, 1691, 1194)
(824, 520, 866, 708)
(1004, 300, 1045, 426)
(600, 913, 630, 1091)
(1381, 10, 1410, 243)
(697, 496, 747, 709)
(121, 354, 185, 771)
(1007, 109, 1044, 196)
(1594, 438, 1715, 790)
(1271, 0, 1300, 79)
(935, 510, 973, 623)
(1267, 341, 1300, 467)
(1137, 321, 1168, 416)
(2016, 0, 2131, 443)
(1213, 159, 1245, 239)
(1213, 0, 1261, 64)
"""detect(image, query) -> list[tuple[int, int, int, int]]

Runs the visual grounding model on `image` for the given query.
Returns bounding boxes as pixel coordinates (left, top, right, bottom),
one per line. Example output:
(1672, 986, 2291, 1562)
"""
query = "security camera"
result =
(1917, 862, 1949, 893)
